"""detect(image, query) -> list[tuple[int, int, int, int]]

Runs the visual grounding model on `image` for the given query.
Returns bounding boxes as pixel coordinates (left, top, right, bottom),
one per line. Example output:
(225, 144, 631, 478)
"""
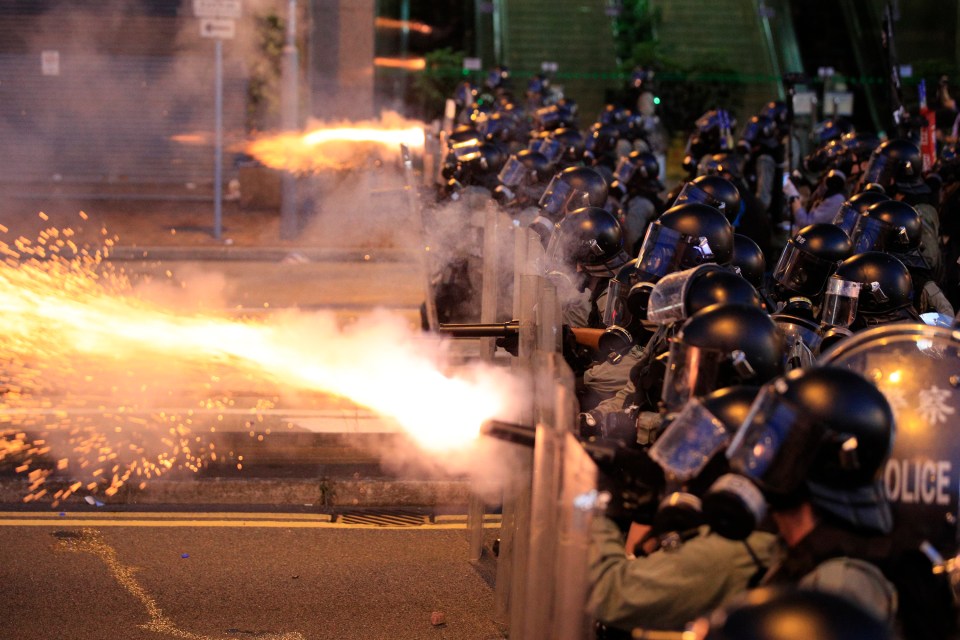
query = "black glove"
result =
(578, 410, 602, 439)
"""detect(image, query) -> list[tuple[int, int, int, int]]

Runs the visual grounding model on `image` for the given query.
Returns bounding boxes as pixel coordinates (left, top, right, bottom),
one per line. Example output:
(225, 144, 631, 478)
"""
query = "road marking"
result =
(0, 513, 501, 529)
(57, 528, 305, 640)
(0, 511, 334, 521)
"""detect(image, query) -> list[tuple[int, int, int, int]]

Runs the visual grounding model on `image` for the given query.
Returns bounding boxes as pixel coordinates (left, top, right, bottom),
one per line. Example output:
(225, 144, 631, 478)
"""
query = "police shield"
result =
(820, 324, 960, 555)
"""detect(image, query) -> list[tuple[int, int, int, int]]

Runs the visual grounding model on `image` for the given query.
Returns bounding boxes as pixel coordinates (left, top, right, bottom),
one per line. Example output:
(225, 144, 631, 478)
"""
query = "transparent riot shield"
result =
(494, 226, 547, 630)
(820, 324, 960, 556)
(514, 351, 600, 640)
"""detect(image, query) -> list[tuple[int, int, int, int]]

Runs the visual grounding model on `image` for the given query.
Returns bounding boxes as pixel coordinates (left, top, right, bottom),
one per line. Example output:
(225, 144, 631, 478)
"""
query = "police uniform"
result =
(760, 520, 898, 626)
(588, 517, 777, 632)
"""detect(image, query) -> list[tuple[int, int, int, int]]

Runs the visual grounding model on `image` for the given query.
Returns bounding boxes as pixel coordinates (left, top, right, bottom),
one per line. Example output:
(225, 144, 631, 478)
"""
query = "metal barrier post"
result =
(517, 352, 567, 638)
(493, 227, 542, 630)
(467, 203, 504, 562)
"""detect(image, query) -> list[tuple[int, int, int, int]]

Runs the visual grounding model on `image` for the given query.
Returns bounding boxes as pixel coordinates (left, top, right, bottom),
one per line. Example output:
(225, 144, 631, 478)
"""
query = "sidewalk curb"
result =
(0, 477, 473, 508)
(106, 246, 420, 263)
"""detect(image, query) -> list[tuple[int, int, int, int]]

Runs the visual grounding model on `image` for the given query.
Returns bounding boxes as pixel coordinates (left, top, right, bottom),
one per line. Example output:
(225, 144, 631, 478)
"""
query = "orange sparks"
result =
(0, 217, 515, 505)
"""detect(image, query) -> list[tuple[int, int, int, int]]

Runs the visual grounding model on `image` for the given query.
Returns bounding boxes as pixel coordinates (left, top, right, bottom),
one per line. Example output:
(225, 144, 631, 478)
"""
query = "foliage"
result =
(246, 13, 285, 133)
(407, 47, 466, 121)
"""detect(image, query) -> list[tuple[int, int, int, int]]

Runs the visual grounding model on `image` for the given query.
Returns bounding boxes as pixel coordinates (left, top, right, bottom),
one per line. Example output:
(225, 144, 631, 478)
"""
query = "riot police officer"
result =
(703, 366, 899, 624)
(849, 199, 954, 316)
(819, 251, 920, 331)
(530, 165, 609, 247)
(587, 386, 778, 634)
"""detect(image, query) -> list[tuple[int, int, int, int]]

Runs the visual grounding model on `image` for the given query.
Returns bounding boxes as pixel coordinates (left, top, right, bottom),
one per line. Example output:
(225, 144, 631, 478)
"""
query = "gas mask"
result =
(702, 379, 826, 540)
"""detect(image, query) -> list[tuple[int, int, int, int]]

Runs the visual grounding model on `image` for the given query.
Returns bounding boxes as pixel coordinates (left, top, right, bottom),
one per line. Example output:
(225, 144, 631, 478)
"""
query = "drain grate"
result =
(338, 511, 428, 527)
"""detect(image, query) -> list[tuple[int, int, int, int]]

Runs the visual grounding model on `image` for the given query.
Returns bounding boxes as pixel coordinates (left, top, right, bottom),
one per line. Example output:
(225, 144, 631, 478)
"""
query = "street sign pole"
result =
(214, 38, 223, 240)
(194, 0, 239, 241)
(279, 0, 299, 240)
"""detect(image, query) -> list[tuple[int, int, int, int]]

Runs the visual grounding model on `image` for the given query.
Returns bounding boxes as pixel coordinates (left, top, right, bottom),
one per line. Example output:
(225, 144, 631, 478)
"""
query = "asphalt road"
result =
(0, 510, 504, 640)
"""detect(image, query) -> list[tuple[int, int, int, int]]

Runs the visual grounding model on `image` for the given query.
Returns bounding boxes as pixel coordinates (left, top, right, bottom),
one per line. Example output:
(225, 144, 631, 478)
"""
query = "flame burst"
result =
(0, 214, 509, 506)
(245, 111, 426, 173)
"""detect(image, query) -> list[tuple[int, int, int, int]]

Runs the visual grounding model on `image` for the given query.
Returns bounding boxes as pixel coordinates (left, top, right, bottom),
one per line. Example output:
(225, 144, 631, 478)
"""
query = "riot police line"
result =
(411, 67, 960, 639)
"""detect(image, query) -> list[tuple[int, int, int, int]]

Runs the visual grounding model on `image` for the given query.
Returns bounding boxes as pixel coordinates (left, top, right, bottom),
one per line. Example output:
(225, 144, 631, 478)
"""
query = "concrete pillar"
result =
(310, 0, 375, 120)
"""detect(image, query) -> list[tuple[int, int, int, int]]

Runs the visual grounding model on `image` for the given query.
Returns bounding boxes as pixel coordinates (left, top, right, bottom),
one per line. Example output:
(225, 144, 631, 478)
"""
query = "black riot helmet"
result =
(673, 175, 743, 224)
(660, 303, 784, 414)
(772, 224, 851, 299)
(840, 131, 882, 165)
(546, 206, 629, 278)
(689, 109, 735, 158)
(704, 587, 892, 640)
(831, 190, 890, 237)
(497, 149, 552, 188)
(533, 102, 577, 132)
(731, 234, 765, 290)
(722, 366, 894, 535)
(697, 153, 745, 182)
(477, 111, 524, 145)
(803, 139, 845, 174)
(760, 100, 790, 136)
(861, 138, 923, 193)
(820, 252, 916, 329)
(647, 265, 761, 326)
(537, 166, 608, 219)
(583, 124, 622, 166)
(545, 127, 585, 165)
(813, 118, 855, 146)
(634, 203, 735, 284)
(611, 150, 663, 196)
(740, 115, 779, 151)
(850, 200, 922, 255)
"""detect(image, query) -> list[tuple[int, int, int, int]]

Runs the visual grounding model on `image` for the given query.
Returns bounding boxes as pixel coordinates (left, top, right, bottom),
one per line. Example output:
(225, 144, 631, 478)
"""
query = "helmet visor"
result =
(613, 156, 636, 184)
(661, 340, 728, 414)
(831, 201, 862, 236)
(602, 278, 633, 327)
(647, 264, 721, 325)
(650, 398, 731, 482)
(674, 182, 724, 213)
(850, 215, 893, 254)
(726, 385, 821, 495)
(498, 156, 527, 187)
(635, 223, 682, 280)
(538, 138, 564, 164)
(538, 174, 575, 217)
(820, 277, 862, 328)
(771, 241, 838, 297)
(636, 224, 716, 282)
(862, 153, 893, 186)
(536, 106, 561, 130)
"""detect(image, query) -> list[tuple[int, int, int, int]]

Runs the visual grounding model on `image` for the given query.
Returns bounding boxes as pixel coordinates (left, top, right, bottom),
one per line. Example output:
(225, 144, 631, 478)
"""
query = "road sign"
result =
(193, 0, 241, 19)
(201, 18, 236, 39)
